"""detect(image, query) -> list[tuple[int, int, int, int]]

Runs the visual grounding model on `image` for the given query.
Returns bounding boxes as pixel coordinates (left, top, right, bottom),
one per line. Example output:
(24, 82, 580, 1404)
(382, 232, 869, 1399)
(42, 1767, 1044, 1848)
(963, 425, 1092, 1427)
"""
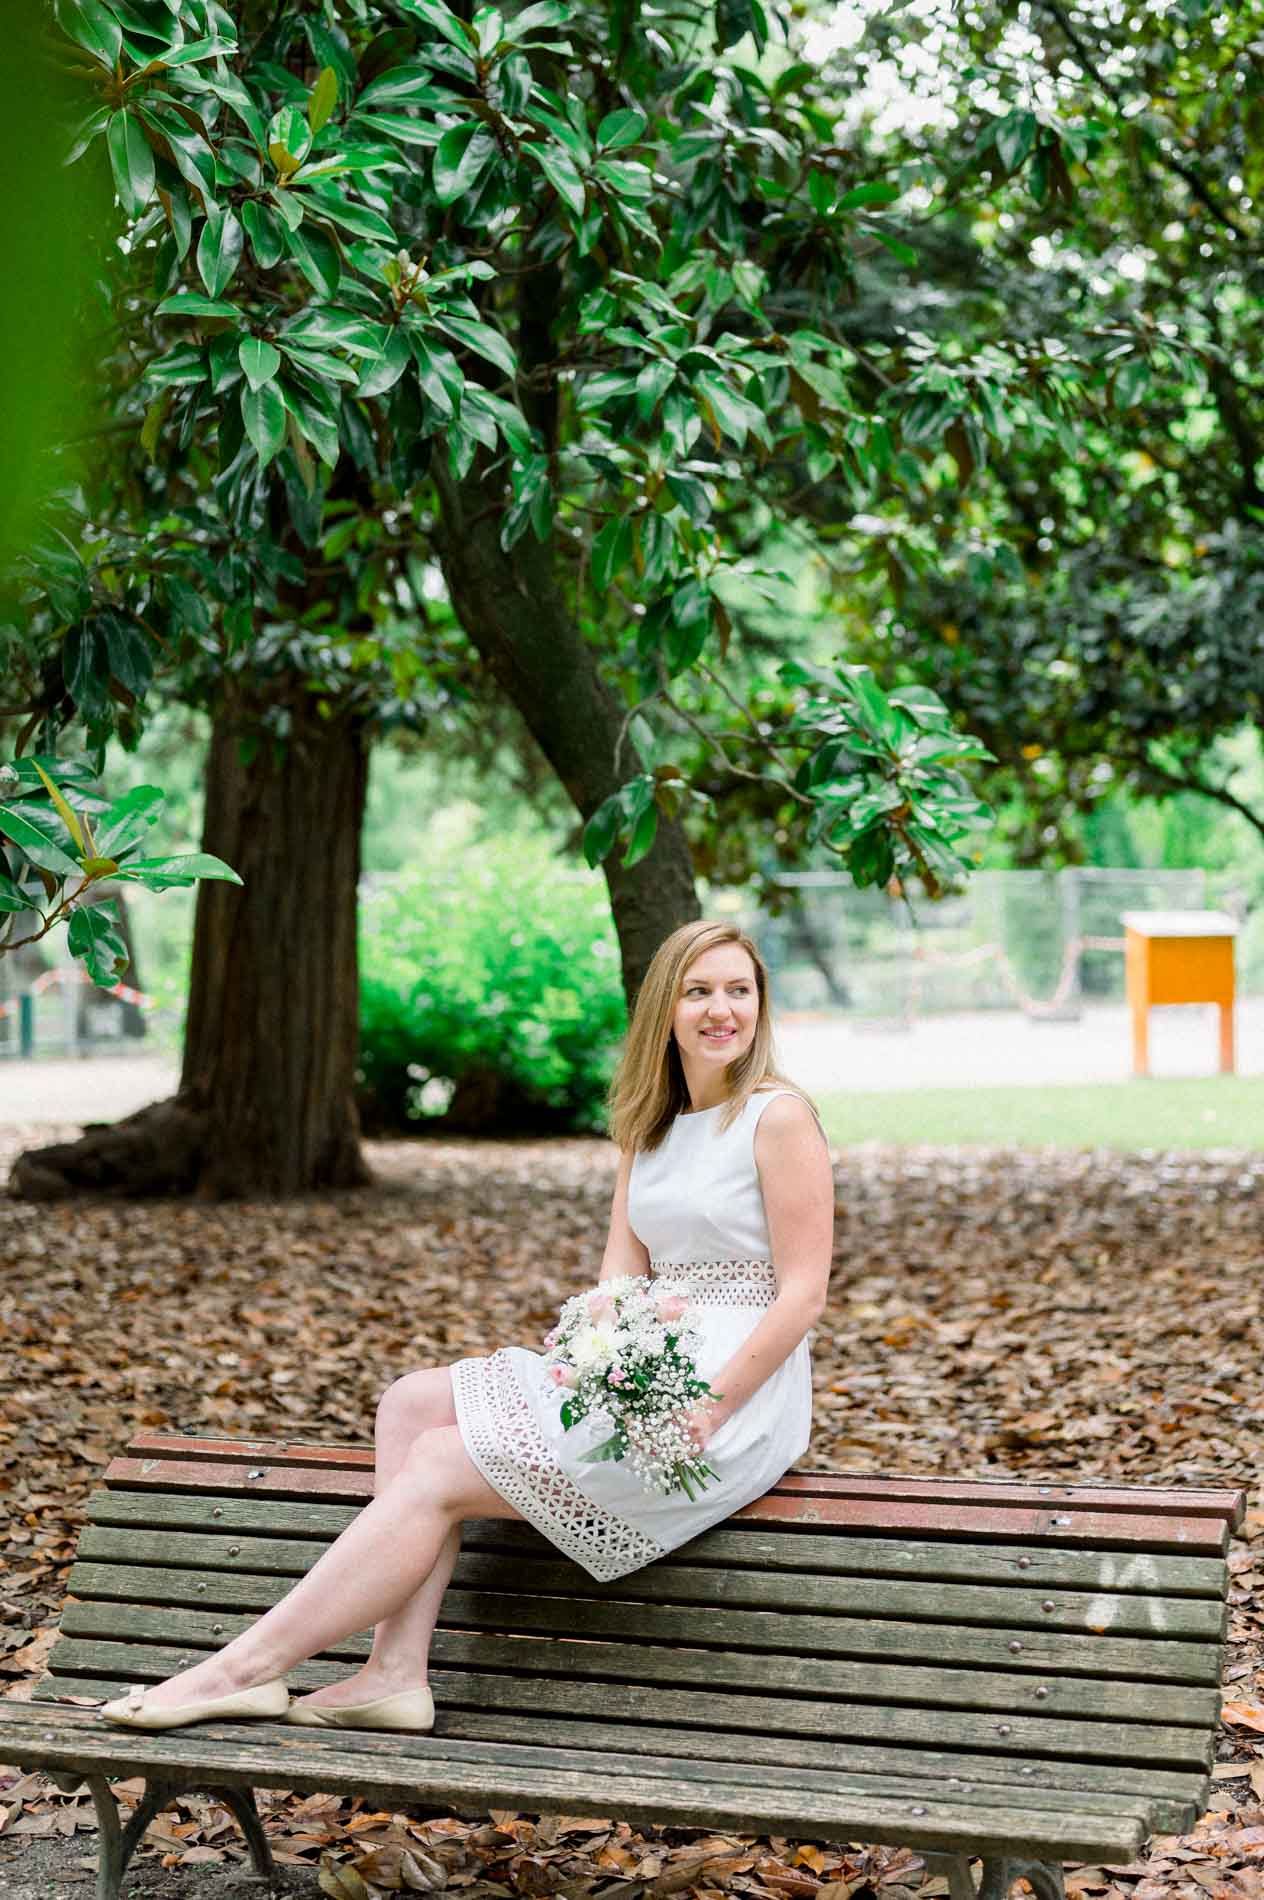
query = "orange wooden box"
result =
(1121, 909, 1238, 1077)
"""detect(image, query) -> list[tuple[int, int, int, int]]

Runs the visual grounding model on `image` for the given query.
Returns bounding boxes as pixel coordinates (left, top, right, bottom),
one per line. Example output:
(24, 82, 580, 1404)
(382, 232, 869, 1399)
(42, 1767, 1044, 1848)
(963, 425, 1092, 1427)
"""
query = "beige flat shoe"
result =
(100, 1677, 290, 1731)
(283, 1686, 434, 1732)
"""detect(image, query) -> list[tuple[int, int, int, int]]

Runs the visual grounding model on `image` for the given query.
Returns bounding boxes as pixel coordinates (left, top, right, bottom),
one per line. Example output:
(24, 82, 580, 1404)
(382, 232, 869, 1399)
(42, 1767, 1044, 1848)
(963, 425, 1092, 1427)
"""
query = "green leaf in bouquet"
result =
(578, 1431, 626, 1464)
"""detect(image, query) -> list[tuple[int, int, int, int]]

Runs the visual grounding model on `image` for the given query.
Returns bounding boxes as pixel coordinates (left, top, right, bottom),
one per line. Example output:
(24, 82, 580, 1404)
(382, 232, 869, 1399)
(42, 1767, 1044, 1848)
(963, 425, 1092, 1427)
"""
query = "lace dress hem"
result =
(450, 1349, 669, 1583)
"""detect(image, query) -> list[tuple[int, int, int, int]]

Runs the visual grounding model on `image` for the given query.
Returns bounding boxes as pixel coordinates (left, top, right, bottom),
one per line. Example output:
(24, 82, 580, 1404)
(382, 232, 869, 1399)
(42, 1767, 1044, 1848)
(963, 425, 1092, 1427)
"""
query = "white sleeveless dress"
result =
(449, 1087, 821, 1582)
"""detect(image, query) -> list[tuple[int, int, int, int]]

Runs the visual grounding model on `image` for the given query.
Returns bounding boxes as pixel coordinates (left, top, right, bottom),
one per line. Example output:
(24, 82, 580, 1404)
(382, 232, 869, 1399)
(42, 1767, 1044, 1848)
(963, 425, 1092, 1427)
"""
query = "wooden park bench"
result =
(0, 1431, 1244, 1900)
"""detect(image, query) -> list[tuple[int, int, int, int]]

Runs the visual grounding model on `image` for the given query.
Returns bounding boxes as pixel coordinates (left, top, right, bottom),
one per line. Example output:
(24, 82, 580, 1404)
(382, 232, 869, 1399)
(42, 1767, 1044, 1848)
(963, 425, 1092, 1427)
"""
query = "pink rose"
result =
(543, 1329, 558, 1347)
(586, 1291, 615, 1321)
(655, 1294, 687, 1322)
(608, 1364, 626, 1385)
(549, 1362, 579, 1387)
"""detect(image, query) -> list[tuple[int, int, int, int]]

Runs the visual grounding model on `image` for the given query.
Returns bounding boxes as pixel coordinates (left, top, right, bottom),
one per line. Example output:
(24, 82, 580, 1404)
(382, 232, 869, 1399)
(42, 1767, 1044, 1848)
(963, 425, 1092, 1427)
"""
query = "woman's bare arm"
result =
(704, 1096, 834, 1426)
(596, 1147, 652, 1283)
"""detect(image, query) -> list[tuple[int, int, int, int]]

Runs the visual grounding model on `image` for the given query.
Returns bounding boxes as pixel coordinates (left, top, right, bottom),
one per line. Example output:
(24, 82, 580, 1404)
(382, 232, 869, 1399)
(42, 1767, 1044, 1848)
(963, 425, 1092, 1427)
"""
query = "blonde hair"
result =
(605, 919, 821, 1153)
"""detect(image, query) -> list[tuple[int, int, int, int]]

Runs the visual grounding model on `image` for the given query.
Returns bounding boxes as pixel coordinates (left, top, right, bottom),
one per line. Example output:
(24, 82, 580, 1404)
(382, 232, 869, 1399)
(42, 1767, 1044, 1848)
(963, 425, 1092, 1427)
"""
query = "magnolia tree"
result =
(7, 0, 1088, 1198)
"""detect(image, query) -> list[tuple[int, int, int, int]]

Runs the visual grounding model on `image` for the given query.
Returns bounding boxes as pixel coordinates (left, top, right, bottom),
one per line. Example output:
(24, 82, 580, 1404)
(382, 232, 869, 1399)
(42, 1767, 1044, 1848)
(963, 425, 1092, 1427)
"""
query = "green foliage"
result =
(18, 0, 1029, 899)
(583, 661, 993, 897)
(778, 3, 1264, 856)
(357, 820, 626, 1133)
(0, 755, 240, 984)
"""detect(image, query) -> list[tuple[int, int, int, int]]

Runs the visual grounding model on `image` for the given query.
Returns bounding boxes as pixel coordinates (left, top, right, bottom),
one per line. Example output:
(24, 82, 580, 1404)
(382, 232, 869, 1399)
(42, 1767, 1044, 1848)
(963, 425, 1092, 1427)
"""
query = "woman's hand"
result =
(678, 1399, 725, 1457)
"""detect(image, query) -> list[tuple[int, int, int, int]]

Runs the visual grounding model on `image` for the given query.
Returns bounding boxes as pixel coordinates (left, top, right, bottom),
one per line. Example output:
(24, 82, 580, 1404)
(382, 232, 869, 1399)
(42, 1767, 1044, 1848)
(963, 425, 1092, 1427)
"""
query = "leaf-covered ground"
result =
(1, 1127, 1262, 1900)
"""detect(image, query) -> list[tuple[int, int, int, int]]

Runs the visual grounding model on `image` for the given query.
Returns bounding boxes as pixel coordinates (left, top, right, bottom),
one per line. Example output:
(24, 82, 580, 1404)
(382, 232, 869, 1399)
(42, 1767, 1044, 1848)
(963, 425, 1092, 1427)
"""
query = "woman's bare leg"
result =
(292, 1368, 462, 1710)
(130, 1422, 523, 1713)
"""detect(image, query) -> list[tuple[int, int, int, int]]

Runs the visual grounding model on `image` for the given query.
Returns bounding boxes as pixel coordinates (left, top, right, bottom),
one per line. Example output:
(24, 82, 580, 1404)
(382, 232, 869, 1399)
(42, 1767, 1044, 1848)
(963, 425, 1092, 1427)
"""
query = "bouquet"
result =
(542, 1275, 724, 1500)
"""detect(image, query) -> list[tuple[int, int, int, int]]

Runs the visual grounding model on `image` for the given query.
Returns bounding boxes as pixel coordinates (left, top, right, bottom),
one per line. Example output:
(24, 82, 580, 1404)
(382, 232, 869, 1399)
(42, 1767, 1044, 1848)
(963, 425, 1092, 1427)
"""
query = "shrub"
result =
(357, 816, 627, 1135)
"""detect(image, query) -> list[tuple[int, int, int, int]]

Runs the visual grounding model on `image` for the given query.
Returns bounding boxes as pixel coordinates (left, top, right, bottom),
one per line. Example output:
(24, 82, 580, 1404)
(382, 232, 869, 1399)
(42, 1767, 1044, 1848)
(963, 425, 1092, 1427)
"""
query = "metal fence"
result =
(727, 867, 1258, 1023)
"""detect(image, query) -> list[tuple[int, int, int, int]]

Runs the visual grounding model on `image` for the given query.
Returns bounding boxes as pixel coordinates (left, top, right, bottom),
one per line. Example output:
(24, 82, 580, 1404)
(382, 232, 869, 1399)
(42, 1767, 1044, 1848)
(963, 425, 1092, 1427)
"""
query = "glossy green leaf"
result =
(621, 800, 658, 868)
(291, 186, 396, 243)
(239, 336, 282, 391)
(432, 122, 498, 204)
(106, 108, 154, 217)
(287, 222, 341, 297)
(307, 65, 338, 134)
(582, 791, 622, 868)
(355, 328, 412, 397)
(396, 0, 477, 54)
(115, 852, 243, 888)
(60, 0, 122, 66)
(835, 181, 901, 209)
(241, 199, 285, 267)
(0, 806, 81, 878)
(100, 613, 154, 695)
(197, 206, 244, 298)
(995, 109, 1037, 175)
(591, 514, 632, 592)
(0, 873, 32, 914)
(430, 312, 516, 378)
(528, 141, 586, 216)
(155, 291, 240, 319)
(596, 107, 647, 150)
(68, 903, 130, 987)
(240, 380, 288, 468)
(95, 785, 164, 860)
(267, 103, 312, 172)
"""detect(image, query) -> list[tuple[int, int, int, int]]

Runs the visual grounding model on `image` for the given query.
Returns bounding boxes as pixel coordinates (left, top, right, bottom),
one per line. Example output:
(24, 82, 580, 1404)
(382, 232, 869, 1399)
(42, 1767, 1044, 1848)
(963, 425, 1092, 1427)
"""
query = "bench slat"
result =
(71, 1529, 1230, 1640)
(82, 1491, 1232, 1594)
(27, 1674, 1209, 1833)
(53, 1601, 1224, 1723)
(0, 1703, 1174, 1828)
(0, 1707, 1151, 1862)
(63, 1562, 1224, 1686)
(41, 1640, 1217, 1768)
(121, 1434, 1246, 1528)
(100, 1458, 1232, 1553)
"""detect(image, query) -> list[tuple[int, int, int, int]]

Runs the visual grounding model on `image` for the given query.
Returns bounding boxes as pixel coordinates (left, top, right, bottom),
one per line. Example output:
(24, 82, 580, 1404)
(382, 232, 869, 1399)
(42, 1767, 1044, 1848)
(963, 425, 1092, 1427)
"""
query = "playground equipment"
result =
(1122, 910, 1238, 1078)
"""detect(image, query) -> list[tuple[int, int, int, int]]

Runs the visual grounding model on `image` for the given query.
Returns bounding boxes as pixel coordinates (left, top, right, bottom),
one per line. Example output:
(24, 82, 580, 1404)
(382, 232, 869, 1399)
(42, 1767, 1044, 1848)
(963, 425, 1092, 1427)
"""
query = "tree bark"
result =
(10, 674, 372, 1201)
(432, 462, 700, 1006)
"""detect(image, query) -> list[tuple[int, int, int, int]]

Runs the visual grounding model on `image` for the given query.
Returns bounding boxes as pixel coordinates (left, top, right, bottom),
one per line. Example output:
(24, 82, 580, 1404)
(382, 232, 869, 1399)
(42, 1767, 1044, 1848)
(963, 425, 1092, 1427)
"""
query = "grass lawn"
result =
(816, 1074, 1264, 1150)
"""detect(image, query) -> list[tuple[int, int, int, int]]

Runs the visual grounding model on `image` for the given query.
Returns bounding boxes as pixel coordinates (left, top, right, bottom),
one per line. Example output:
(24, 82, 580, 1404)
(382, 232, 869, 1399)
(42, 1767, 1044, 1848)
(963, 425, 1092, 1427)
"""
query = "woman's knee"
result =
(375, 1366, 456, 1441)
(397, 1424, 500, 1520)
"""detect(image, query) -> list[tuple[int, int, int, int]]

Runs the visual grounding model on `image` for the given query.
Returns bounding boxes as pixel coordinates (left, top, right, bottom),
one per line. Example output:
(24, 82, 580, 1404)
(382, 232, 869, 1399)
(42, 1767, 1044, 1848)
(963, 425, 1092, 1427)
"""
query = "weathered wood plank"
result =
(25, 1673, 1209, 1832)
(41, 1641, 1217, 1768)
(62, 1563, 1224, 1686)
(99, 1459, 1231, 1553)
(81, 1492, 1231, 1597)
(119, 1433, 1246, 1528)
(70, 1529, 1229, 1640)
(0, 1702, 1170, 1829)
(53, 1601, 1224, 1724)
(0, 1708, 1151, 1862)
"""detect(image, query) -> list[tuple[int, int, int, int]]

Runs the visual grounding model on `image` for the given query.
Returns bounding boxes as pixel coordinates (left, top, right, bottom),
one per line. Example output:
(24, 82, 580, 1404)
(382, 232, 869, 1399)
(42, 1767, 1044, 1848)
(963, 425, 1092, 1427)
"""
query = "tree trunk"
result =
(432, 462, 700, 1006)
(10, 674, 372, 1201)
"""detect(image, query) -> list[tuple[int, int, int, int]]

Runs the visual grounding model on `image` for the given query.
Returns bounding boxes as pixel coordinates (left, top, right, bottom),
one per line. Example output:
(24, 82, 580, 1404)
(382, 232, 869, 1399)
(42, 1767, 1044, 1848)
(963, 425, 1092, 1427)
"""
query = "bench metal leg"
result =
(78, 1774, 277, 1899)
(216, 1784, 278, 1884)
(83, 1776, 125, 1900)
(922, 1856, 1066, 1900)
(923, 1855, 977, 1900)
(978, 1859, 1066, 1900)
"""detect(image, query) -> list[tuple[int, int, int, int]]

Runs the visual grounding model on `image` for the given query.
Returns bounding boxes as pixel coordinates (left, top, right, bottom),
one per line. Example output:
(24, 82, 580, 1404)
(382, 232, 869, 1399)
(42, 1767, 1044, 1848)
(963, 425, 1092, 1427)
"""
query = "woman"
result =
(101, 918, 834, 1734)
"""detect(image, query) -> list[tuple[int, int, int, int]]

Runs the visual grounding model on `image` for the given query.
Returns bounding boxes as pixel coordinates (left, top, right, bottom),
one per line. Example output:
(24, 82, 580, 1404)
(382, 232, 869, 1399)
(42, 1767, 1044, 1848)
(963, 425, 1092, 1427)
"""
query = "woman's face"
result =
(672, 943, 760, 1069)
